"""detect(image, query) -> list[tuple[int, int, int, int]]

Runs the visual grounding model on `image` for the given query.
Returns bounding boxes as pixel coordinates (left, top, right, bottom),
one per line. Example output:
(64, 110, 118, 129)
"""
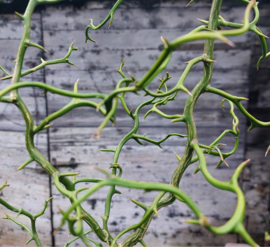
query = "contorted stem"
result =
(118, 1, 225, 245)
(0, 183, 52, 247)
(205, 85, 270, 131)
(4, 0, 112, 244)
(85, 0, 124, 44)
(1, 41, 78, 81)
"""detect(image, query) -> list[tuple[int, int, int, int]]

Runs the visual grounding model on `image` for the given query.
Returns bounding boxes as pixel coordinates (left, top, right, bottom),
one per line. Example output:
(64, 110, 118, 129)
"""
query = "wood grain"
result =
(0, 1, 269, 246)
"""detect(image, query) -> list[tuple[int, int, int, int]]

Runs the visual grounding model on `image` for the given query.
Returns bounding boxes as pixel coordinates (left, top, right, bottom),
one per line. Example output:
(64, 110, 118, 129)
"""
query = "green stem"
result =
(120, 1, 223, 246)
(1, 0, 261, 246)
(206, 86, 270, 130)
(35, 99, 109, 133)
(8, 0, 110, 244)
(31, 219, 42, 247)
(0, 82, 106, 100)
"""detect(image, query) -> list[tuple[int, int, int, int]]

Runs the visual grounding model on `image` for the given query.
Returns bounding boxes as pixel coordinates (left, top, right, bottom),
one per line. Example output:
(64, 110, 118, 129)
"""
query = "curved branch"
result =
(192, 142, 258, 247)
(1, 42, 78, 81)
(205, 85, 270, 130)
(0, 81, 106, 100)
(144, 55, 204, 98)
(85, 0, 124, 44)
(133, 133, 187, 149)
(35, 99, 111, 133)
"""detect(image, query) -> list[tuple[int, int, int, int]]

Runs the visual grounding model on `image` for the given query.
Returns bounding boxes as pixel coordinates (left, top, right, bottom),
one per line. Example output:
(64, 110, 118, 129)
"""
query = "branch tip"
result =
(248, 124, 255, 132)
(153, 208, 159, 216)
(91, 130, 101, 139)
(160, 36, 170, 49)
(265, 146, 270, 157)
(186, 0, 194, 7)
(14, 11, 24, 20)
(91, 166, 111, 178)
(226, 39, 235, 48)
(194, 165, 200, 174)
(223, 159, 229, 167)
(174, 152, 182, 162)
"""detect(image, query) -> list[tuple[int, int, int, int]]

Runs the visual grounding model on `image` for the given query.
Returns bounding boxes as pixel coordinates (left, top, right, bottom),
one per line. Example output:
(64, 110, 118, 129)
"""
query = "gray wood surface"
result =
(0, 1, 269, 246)
(241, 5, 270, 245)
(0, 13, 52, 247)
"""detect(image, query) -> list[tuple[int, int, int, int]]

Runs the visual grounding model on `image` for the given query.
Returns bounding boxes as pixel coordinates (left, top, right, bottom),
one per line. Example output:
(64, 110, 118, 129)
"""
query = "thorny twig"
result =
(0, 0, 269, 246)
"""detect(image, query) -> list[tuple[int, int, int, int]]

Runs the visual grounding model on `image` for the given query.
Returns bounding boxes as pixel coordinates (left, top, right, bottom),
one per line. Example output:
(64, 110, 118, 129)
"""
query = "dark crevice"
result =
(242, 6, 270, 246)
(240, 7, 256, 245)
(1, 0, 269, 14)
(39, 10, 56, 247)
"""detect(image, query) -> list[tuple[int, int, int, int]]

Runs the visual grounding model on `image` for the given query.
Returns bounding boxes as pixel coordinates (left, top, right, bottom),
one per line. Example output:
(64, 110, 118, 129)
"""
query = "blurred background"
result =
(0, 0, 269, 246)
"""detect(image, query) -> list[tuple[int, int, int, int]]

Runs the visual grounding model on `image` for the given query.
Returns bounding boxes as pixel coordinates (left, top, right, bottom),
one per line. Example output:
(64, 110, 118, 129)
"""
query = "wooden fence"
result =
(0, 0, 269, 246)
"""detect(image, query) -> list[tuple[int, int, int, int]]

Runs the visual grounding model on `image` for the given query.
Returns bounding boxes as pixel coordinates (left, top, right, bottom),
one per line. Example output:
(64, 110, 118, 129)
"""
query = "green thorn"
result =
(215, 159, 223, 168)
(119, 59, 125, 70)
(42, 123, 53, 131)
(265, 145, 270, 157)
(129, 198, 148, 211)
(186, 0, 195, 7)
(160, 36, 170, 49)
(248, 124, 256, 132)
(194, 165, 201, 174)
(153, 208, 159, 216)
(0, 181, 9, 191)
(143, 109, 153, 120)
(91, 167, 111, 178)
(17, 157, 34, 171)
(174, 152, 181, 162)
(231, 159, 250, 184)
(16, 208, 23, 218)
(100, 149, 116, 153)
(2, 213, 9, 219)
(74, 79, 79, 93)
(14, 11, 24, 20)
(100, 215, 107, 221)
(185, 219, 200, 225)
(25, 237, 34, 245)
(59, 172, 80, 178)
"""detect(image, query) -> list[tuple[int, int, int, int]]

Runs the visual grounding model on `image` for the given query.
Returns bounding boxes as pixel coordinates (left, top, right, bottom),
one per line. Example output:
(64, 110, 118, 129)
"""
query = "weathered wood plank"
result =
(42, 1, 252, 245)
(50, 125, 244, 246)
(0, 18, 47, 131)
(42, 5, 249, 31)
(242, 128, 270, 245)
(0, 15, 41, 40)
(0, 131, 51, 246)
(43, 29, 248, 56)
(1, 0, 268, 246)
(44, 103, 248, 129)
(0, 12, 51, 247)
(44, 68, 249, 92)
(241, 4, 270, 244)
